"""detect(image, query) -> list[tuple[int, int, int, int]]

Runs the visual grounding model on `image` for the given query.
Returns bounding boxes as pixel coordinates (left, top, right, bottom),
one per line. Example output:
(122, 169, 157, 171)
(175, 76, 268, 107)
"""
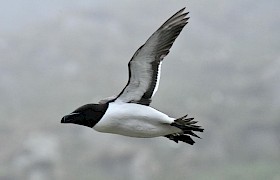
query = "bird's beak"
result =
(61, 112, 94, 128)
(61, 113, 80, 124)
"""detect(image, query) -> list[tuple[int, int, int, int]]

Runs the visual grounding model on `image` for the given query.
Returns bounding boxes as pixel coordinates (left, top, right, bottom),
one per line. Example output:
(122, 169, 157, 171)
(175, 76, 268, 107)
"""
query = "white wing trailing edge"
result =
(113, 7, 189, 105)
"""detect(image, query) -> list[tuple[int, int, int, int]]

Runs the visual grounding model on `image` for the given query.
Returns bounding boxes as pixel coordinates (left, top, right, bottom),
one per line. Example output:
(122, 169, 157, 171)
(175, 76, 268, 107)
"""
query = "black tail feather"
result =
(165, 114, 203, 145)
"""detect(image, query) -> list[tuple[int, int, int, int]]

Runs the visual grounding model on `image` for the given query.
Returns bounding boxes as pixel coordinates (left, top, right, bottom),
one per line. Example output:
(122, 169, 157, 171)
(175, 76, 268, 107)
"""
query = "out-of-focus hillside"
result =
(1, 0, 280, 180)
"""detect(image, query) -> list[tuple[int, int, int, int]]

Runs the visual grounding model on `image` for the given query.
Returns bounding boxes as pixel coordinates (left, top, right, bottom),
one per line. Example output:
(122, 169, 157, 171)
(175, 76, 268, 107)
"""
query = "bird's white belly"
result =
(93, 102, 180, 138)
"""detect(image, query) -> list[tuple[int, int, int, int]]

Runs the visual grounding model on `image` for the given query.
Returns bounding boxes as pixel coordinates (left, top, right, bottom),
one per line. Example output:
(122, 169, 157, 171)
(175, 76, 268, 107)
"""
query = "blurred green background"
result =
(1, 0, 279, 179)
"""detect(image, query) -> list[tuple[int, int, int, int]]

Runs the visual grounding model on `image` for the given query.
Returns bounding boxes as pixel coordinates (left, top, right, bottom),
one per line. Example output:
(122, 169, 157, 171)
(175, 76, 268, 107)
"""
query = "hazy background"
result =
(1, 0, 280, 179)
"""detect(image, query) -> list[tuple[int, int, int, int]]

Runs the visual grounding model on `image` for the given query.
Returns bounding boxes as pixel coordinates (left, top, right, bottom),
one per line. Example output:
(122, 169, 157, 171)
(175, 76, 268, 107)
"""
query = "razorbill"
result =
(61, 7, 203, 145)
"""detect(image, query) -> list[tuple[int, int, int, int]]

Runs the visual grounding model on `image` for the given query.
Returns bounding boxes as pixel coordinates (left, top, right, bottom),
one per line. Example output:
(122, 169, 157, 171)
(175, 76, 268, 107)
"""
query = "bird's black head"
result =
(61, 103, 109, 128)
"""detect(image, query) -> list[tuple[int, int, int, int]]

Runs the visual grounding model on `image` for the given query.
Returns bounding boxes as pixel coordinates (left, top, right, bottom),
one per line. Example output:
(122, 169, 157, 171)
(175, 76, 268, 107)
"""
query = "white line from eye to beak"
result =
(69, 112, 80, 115)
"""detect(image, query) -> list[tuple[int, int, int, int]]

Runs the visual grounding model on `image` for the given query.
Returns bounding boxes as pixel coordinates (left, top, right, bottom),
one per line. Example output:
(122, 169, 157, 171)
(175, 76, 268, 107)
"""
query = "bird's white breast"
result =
(93, 102, 180, 138)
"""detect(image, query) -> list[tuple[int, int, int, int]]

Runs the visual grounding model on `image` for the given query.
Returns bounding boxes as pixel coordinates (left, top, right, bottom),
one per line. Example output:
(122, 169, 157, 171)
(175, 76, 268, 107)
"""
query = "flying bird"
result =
(61, 7, 203, 145)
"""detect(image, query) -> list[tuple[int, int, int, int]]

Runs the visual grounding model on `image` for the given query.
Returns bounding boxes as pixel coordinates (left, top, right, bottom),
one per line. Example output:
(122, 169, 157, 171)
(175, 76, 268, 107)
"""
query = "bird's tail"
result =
(165, 115, 203, 145)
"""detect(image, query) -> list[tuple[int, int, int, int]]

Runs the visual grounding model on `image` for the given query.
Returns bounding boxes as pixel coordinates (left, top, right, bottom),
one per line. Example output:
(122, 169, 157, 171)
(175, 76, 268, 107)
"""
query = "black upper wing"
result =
(112, 8, 189, 105)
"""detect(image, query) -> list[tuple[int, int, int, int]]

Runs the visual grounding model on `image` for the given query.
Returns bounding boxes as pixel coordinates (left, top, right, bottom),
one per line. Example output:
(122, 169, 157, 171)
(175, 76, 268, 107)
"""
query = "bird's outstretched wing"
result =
(110, 8, 189, 105)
